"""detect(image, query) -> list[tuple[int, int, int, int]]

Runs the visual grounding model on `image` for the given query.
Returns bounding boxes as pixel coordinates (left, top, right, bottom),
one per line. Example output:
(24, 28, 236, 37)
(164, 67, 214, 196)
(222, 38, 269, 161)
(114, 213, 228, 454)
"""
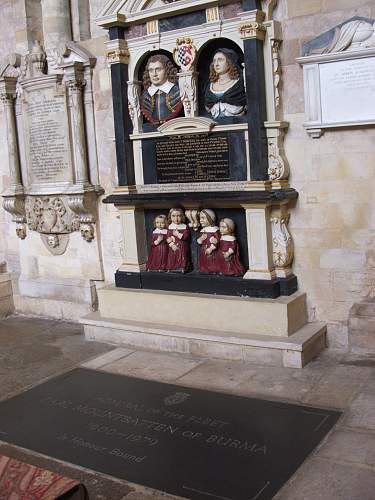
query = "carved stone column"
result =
(0, 77, 23, 193)
(239, 7, 269, 181)
(242, 203, 276, 280)
(106, 35, 135, 189)
(41, 0, 72, 52)
(65, 62, 90, 189)
(116, 206, 147, 275)
(0, 76, 26, 239)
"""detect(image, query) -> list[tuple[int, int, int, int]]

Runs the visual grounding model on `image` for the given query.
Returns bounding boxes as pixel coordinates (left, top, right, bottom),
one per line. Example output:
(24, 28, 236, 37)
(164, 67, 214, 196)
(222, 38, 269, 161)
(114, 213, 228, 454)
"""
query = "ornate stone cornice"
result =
(239, 21, 267, 41)
(106, 39, 130, 65)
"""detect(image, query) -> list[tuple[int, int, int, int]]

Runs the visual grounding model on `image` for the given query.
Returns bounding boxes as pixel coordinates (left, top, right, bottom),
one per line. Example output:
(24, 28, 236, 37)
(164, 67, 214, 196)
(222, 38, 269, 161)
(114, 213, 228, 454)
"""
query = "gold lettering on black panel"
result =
(155, 134, 230, 184)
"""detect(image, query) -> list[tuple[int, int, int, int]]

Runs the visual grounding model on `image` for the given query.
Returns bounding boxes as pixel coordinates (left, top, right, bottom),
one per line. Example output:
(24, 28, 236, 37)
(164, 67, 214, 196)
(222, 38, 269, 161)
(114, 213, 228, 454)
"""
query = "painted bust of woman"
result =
(204, 49, 247, 119)
(140, 54, 183, 125)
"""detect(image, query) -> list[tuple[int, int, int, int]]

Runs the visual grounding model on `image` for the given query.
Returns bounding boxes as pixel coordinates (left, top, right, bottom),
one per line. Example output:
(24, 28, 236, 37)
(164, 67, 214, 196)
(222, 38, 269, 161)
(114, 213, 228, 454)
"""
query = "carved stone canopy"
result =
(303, 16, 375, 56)
(97, 0, 279, 26)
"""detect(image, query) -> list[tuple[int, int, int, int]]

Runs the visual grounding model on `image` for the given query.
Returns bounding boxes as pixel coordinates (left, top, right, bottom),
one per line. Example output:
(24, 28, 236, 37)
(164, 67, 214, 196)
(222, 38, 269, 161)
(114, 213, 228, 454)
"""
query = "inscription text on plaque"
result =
(25, 86, 71, 185)
(155, 134, 230, 184)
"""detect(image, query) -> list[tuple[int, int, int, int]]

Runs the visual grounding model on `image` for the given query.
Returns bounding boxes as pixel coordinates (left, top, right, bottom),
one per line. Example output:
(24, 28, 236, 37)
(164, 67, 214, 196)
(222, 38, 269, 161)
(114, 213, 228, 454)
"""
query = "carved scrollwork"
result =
(271, 40, 282, 112)
(271, 215, 294, 269)
(127, 81, 142, 133)
(25, 196, 77, 234)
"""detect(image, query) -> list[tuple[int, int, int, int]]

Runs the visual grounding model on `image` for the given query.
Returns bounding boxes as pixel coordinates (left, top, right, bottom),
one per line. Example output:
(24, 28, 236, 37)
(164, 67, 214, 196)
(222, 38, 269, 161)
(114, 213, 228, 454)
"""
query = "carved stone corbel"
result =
(67, 194, 96, 242)
(271, 207, 294, 278)
(3, 196, 27, 239)
(266, 123, 290, 182)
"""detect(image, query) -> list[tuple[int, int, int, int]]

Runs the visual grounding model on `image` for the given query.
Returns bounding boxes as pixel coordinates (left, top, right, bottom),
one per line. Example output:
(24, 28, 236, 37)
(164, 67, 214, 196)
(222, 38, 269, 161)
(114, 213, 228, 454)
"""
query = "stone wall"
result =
(0, 0, 374, 348)
(278, 0, 375, 347)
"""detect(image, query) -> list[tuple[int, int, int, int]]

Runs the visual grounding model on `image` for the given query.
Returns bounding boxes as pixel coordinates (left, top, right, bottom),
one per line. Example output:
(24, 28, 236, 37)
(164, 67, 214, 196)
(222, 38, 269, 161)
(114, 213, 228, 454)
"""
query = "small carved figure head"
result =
(16, 223, 27, 240)
(47, 234, 59, 248)
(81, 223, 95, 242)
(199, 209, 216, 228)
(168, 208, 185, 225)
(219, 218, 235, 236)
(209, 49, 241, 83)
(143, 54, 178, 89)
(154, 214, 168, 230)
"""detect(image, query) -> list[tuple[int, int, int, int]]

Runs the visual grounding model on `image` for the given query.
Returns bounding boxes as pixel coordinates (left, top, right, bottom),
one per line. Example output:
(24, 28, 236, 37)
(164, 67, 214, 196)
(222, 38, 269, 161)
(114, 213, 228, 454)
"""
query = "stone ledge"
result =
(97, 286, 307, 337)
(81, 312, 326, 368)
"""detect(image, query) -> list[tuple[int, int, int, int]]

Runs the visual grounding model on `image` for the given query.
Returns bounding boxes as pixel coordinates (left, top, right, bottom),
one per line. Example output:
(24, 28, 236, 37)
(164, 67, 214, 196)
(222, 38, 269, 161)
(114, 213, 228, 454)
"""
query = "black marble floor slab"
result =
(0, 369, 341, 500)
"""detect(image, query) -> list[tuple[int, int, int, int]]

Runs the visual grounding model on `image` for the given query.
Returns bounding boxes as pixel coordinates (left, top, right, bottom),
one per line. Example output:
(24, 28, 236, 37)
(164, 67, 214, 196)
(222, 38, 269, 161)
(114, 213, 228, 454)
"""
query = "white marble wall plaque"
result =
(24, 86, 72, 185)
(320, 57, 375, 124)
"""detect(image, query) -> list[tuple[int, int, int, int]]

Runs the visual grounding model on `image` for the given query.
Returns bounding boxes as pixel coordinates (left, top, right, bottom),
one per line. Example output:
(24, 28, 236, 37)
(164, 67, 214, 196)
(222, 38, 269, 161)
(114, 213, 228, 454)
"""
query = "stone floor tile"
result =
(275, 457, 375, 500)
(316, 429, 375, 468)
(0, 315, 59, 341)
(302, 365, 373, 408)
(82, 347, 134, 369)
(344, 386, 375, 431)
(176, 359, 258, 393)
(235, 364, 321, 402)
(101, 350, 204, 381)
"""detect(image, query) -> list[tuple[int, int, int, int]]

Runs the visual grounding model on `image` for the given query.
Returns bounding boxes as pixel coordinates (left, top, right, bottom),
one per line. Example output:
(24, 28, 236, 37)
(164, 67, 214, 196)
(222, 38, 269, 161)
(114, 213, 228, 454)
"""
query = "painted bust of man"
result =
(140, 54, 183, 125)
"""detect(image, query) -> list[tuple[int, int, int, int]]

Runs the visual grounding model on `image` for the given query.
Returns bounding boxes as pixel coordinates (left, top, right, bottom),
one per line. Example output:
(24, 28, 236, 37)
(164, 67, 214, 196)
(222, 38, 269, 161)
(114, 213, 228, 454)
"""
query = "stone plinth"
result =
(81, 287, 326, 368)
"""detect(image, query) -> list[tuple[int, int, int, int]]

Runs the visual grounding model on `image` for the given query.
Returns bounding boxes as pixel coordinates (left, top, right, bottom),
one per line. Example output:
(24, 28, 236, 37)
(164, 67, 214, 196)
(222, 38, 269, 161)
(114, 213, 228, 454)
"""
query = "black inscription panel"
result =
(156, 134, 230, 183)
(142, 131, 247, 184)
(0, 369, 341, 500)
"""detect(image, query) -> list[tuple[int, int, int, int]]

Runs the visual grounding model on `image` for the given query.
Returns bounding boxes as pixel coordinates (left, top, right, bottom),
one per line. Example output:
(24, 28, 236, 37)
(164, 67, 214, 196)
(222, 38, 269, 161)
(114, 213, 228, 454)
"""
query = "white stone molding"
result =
(242, 204, 276, 281)
(263, 20, 282, 123)
(127, 80, 143, 133)
(117, 206, 147, 272)
(97, 0, 226, 27)
(157, 117, 216, 135)
(261, 0, 279, 21)
(271, 204, 294, 278)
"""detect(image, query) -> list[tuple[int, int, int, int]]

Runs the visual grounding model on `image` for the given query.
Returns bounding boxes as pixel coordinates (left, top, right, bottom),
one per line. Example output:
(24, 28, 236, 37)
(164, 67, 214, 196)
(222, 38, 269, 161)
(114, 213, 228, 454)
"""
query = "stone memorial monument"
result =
(298, 16, 375, 138)
(0, 0, 103, 316)
(79, 0, 327, 367)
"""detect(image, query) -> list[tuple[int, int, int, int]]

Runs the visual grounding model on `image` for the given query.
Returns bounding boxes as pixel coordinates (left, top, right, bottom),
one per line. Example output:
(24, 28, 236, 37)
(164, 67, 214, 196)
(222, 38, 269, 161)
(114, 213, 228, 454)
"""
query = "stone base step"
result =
(96, 286, 308, 337)
(81, 312, 326, 368)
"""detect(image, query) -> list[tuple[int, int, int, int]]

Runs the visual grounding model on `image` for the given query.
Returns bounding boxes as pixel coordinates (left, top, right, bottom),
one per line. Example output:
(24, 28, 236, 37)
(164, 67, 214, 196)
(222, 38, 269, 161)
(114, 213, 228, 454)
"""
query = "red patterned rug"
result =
(0, 455, 88, 499)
